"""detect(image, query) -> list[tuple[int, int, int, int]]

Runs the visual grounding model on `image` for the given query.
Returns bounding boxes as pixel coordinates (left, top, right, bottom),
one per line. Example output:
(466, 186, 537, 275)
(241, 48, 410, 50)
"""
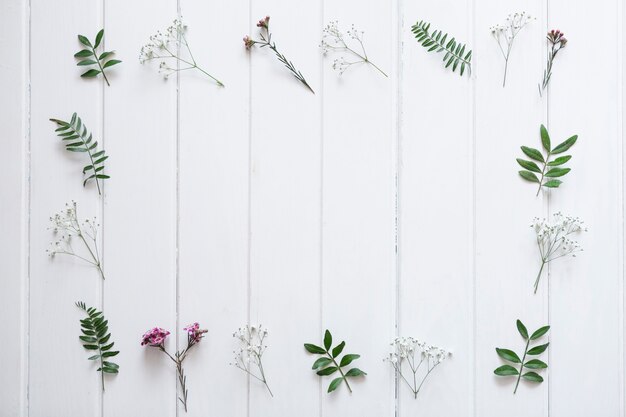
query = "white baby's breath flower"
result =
(385, 336, 450, 399)
(232, 324, 273, 397)
(321, 20, 387, 77)
(490, 11, 535, 86)
(532, 212, 586, 293)
(47, 201, 105, 280)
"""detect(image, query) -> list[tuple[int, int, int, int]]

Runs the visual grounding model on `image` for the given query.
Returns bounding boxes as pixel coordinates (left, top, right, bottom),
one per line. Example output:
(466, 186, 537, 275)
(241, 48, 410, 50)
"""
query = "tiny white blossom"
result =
(384, 337, 450, 399)
(231, 324, 273, 397)
(490, 11, 534, 86)
(321, 20, 387, 77)
(532, 212, 586, 293)
(47, 201, 105, 280)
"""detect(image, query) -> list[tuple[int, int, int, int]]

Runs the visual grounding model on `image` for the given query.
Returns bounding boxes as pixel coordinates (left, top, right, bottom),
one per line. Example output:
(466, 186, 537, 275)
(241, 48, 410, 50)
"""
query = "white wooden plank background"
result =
(0, 0, 624, 416)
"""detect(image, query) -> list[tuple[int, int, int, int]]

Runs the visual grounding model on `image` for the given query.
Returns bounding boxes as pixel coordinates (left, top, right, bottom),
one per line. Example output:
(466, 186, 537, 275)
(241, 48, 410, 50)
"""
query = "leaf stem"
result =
(91, 46, 110, 87)
(327, 352, 352, 393)
(514, 339, 530, 394)
(536, 151, 551, 196)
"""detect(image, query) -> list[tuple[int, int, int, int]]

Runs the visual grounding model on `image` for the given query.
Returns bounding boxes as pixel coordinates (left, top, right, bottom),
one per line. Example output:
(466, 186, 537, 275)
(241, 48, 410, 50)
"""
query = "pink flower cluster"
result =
(184, 322, 208, 344)
(141, 327, 170, 347)
(257, 16, 270, 29)
(547, 29, 567, 47)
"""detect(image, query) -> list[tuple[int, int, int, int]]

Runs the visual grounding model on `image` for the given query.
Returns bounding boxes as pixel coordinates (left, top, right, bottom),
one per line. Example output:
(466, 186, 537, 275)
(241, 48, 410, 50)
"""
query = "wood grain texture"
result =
(1, 0, 625, 416)
(103, 1, 177, 416)
(0, 0, 27, 415)
(398, 0, 473, 415)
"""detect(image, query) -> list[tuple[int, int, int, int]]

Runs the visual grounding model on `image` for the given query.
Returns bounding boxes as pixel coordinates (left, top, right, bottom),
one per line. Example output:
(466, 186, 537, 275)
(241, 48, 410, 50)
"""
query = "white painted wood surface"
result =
(1, 0, 624, 416)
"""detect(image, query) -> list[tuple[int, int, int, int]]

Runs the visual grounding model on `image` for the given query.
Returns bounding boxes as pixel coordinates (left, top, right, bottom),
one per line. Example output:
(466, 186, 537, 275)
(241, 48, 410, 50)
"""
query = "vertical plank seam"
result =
(618, 0, 625, 411)
(392, 0, 402, 414)
(246, 0, 253, 415)
(544, 0, 551, 415)
(99, 0, 106, 415)
(469, 0, 476, 414)
(318, 0, 325, 416)
(23, 0, 32, 414)
(175, 0, 181, 415)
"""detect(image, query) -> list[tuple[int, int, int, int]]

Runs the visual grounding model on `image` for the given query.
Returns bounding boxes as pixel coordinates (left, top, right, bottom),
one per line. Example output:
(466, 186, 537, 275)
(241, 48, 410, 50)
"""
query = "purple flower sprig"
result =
(244, 16, 315, 94)
(142, 323, 207, 412)
(539, 29, 567, 96)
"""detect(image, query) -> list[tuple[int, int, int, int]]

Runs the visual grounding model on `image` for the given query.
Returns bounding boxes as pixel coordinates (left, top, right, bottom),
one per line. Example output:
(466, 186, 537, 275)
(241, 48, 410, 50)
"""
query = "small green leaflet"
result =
(517, 124, 578, 196)
(411, 20, 472, 76)
(75, 29, 121, 86)
(304, 329, 366, 393)
(76, 301, 119, 390)
(494, 319, 549, 394)
(50, 113, 109, 195)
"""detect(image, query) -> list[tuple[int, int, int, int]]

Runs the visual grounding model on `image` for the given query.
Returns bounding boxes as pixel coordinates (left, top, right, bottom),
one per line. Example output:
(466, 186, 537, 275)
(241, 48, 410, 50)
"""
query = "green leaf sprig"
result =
(75, 29, 121, 86)
(76, 301, 119, 390)
(304, 329, 366, 393)
(411, 20, 472, 76)
(494, 320, 549, 394)
(517, 124, 578, 196)
(50, 113, 109, 195)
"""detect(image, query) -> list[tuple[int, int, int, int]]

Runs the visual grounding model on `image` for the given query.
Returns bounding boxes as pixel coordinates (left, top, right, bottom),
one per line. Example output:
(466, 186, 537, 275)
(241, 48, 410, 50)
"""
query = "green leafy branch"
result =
(494, 320, 549, 394)
(75, 29, 121, 86)
(411, 20, 472, 76)
(304, 329, 366, 393)
(517, 124, 578, 196)
(50, 113, 109, 195)
(76, 301, 119, 391)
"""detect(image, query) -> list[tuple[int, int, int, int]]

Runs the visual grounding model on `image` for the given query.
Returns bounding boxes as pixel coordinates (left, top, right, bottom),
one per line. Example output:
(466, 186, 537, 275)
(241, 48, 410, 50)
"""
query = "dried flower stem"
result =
(245, 16, 314, 94)
(539, 30, 567, 96)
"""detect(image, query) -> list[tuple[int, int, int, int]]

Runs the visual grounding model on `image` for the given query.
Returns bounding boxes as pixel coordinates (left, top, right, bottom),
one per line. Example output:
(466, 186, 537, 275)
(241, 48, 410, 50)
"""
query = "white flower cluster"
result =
(46, 201, 105, 279)
(320, 21, 386, 77)
(490, 12, 534, 39)
(386, 337, 450, 366)
(489, 12, 534, 87)
(231, 324, 273, 396)
(532, 212, 586, 260)
(139, 18, 187, 79)
(385, 336, 450, 398)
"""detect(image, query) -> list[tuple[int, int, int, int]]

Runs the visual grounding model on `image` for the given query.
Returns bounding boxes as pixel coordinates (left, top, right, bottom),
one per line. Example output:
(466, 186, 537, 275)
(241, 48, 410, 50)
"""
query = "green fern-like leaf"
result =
(76, 301, 120, 391)
(411, 20, 472, 76)
(75, 29, 121, 86)
(50, 113, 109, 195)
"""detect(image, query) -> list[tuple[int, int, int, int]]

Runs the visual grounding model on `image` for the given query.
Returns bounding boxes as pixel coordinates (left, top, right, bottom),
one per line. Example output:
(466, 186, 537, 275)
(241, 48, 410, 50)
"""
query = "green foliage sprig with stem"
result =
(494, 320, 549, 394)
(411, 20, 472, 76)
(139, 18, 224, 86)
(50, 113, 109, 195)
(517, 124, 578, 196)
(304, 329, 366, 393)
(47, 201, 105, 280)
(75, 29, 121, 86)
(76, 301, 119, 391)
(244, 16, 315, 94)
